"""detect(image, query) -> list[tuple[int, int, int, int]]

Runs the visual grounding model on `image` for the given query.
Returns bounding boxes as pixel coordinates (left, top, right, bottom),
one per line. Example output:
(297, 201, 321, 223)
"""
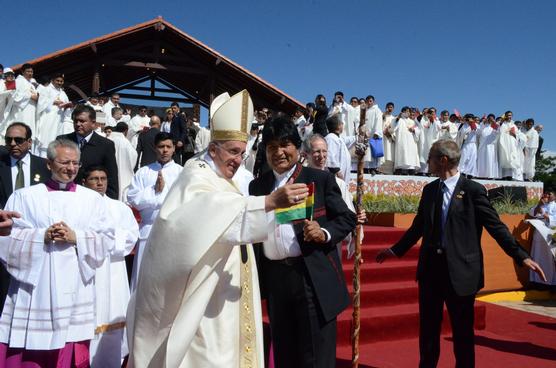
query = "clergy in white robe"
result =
(476, 118, 500, 179)
(127, 90, 304, 368)
(328, 93, 354, 138)
(82, 167, 139, 368)
(0, 139, 115, 366)
(380, 103, 396, 174)
(456, 115, 479, 177)
(102, 94, 121, 122)
(391, 108, 420, 172)
(128, 107, 151, 148)
(4, 66, 38, 141)
(126, 132, 182, 291)
(526, 217, 556, 286)
(325, 116, 356, 183)
(362, 98, 384, 170)
(514, 128, 527, 181)
(522, 119, 539, 180)
(108, 125, 138, 201)
(498, 118, 520, 179)
(438, 110, 458, 141)
(35, 75, 72, 157)
(0, 70, 16, 143)
(194, 125, 211, 153)
(417, 112, 441, 173)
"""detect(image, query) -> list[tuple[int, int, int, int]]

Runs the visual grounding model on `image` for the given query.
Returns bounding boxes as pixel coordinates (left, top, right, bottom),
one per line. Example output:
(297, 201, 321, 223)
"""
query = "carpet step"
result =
(347, 280, 419, 306)
(342, 243, 421, 264)
(343, 260, 417, 283)
(362, 226, 408, 244)
(336, 303, 486, 345)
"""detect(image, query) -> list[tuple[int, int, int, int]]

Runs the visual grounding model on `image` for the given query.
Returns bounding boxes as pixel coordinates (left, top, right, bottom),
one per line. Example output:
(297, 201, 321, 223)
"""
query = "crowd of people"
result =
(0, 63, 548, 368)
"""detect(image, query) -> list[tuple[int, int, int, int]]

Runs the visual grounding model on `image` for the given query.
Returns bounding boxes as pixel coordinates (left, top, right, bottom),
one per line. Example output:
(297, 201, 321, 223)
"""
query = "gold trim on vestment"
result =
(241, 90, 248, 134)
(211, 130, 248, 142)
(95, 321, 126, 334)
(239, 247, 258, 368)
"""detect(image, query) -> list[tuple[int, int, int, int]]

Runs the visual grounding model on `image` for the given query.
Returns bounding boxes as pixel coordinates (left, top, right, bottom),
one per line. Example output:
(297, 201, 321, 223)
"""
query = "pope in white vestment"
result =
(127, 90, 305, 368)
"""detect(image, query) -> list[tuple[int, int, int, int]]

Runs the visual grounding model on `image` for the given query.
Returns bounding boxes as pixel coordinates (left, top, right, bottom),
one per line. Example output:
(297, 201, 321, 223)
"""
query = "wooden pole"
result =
(352, 102, 367, 368)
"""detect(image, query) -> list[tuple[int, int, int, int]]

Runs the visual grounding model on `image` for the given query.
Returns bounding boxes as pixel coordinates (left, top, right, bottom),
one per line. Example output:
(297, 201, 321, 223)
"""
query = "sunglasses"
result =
(5, 136, 27, 145)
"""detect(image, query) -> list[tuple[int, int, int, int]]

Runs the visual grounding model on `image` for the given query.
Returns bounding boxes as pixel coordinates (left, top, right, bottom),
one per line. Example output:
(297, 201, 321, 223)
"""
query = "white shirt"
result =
(9, 153, 31, 190)
(440, 172, 461, 227)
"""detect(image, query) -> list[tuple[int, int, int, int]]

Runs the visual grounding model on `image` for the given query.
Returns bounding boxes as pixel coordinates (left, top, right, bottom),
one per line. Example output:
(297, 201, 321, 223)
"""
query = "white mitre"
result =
(210, 90, 253, 142)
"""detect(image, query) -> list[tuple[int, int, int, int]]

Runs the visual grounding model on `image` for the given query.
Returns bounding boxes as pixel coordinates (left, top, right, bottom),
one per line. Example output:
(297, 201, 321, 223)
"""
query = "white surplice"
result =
(90, 195, 139, 368)
(194, 126, 211, 153)
(325, 132, 355, 183)
(522, 127, 539, 180)
(4, 75, 37, 136)
(476, 123, 500, 179)
(127, 115, 150, 149)
(36, 83, 72, 155)
(498, 121, 520, 178)
(438, 121, 458, 141)
(392, 118, 420, 170)
(0, 83, 15, 143)
(127, 156, 268, 368)
(126, 160, 182, 291)
(0, 184, 115, 350)
(380, 113, 396, 174)
(525, 219, 556, 285)
(328, 102, 353, 138)
(417, 118, 441, 173)
(108, 132, 138, 201)
(363, 104, 384, 168)
(456, 123, 478, 177)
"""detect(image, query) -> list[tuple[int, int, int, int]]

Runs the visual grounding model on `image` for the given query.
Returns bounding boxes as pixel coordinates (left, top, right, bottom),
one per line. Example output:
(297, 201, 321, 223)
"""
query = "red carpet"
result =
(334, 226, 556, 367)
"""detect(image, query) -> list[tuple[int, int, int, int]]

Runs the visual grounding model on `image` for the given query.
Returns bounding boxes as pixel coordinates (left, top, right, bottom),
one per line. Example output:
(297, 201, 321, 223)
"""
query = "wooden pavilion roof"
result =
(11, 17, 303, 112)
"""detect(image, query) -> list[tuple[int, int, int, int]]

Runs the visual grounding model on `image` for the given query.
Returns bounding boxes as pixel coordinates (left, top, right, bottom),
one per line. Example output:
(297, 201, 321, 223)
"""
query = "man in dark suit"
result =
(169, 102, 188, 165)
(57, 104, 119, 199)
(376, 139, 546, 368)
(136, 115, 161, 169)
(0, 122, 49, 315)
(250, 116, 356, 368)
(0, 122, 50, 207)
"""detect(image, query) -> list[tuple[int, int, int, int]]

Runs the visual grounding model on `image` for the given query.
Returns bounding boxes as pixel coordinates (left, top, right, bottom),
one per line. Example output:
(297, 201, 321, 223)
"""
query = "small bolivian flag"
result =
(275, 182, 315, 224)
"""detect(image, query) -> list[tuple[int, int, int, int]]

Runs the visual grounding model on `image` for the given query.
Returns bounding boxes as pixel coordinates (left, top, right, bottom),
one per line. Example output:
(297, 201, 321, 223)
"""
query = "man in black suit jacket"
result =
(57, 104, 119, 199)
(376, 139, 545, 368)
(249, 117, 356, 368)
(169, 102, 189, 165)
(0, 122, 49, 315)
(136, 115, 161, 169)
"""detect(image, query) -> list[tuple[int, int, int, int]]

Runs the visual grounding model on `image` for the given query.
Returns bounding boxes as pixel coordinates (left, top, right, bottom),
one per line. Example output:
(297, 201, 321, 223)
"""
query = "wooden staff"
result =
(352, 102, 367, 368)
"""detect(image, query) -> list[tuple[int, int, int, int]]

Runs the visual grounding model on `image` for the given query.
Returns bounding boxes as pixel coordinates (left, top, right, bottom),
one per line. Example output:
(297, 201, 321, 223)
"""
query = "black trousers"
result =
(418, 253, 476, 368)
(264, 260, 336, 368)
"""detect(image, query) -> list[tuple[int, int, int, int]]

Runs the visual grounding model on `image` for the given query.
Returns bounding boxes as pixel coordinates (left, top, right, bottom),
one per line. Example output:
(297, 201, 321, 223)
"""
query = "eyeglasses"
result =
(54, 160, 82, 168)
(214, 144, 248, 160)
(5, 137, 27, 145)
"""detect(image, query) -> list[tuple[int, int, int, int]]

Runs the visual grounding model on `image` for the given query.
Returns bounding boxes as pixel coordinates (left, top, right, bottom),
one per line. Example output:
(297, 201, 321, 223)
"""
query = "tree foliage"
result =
(535, 151, 556, 192)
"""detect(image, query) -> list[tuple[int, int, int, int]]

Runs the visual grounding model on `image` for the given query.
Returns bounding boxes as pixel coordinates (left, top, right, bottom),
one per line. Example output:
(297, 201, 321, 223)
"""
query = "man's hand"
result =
(356, 209, 367, 224)
(0, 210, 20, 236)
(376, 248, 396, 263)
(265, 183, 308, 212)
(303, 220, 326, 243)
(176, 141, 184, 148)
(46, 221, 77, 245)
(155, 171, 165, 193)
(523, 258, 547, 282)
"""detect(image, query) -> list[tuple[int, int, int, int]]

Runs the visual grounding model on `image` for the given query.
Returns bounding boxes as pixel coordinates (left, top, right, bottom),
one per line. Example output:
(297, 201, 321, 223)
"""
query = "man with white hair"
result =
(128, 90, 304, 368)
(0, 139, 115, 366)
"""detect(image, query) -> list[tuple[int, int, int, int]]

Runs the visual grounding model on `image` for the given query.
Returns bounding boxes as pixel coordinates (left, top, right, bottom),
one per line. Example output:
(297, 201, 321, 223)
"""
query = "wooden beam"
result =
(126, 86, 177, 94)
(116, 93, 196, 104)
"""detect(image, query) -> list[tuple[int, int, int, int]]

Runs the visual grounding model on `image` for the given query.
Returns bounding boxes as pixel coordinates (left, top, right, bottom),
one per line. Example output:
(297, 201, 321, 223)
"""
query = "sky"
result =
(2, 0, 555, 152)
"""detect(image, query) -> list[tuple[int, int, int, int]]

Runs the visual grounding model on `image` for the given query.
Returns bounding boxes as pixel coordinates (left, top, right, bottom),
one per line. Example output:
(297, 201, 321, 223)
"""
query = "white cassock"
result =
(526, 217, 556, 286)
(392, 118, 420, 170)
(417, 118, 441, 173)
(498, 121, 520, 178)
(0, 184, 114, 350)
(513, 130, 527, 181)
(90, 195, 139, 368)
(102, 101, 118, 121)
(0, 83, 15, 143)
(438, 121, 458, 141)
(108, 131, 138, 201)
(128, 115, 151, 148)
(329, 102, 353, 138)
(4, 75, 37, 136)
(35, 83, 72, 155)
(380, 114, 396, 174)
(127, 155, 268, 368)
(456, 123, 478, 177)
(194, 126, 211, 153)
(325, 132, 355, 183)
(294, 115, 307, 137)
(244, 135, 259, 173)
(476, 123, 500, 179)
(126, 160, 182, 291)
(363, 104, 384, 168)
(85, 101, 103, 112)
(522, 127, 539, 180)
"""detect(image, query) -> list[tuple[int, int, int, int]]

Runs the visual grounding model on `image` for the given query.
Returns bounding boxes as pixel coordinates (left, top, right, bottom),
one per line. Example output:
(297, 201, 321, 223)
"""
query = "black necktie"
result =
(431, 182, 445, 249)
(15, 160, 24, 190)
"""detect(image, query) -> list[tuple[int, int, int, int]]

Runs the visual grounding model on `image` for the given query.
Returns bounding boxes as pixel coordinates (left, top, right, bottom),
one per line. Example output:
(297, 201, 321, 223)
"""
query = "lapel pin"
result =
(456, 190, 464, 199)
(33, 174, 41, 183)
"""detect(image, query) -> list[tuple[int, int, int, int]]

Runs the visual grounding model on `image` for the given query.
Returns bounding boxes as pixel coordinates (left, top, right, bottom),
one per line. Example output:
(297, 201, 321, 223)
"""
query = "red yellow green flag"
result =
(275, 182, 315, 224)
